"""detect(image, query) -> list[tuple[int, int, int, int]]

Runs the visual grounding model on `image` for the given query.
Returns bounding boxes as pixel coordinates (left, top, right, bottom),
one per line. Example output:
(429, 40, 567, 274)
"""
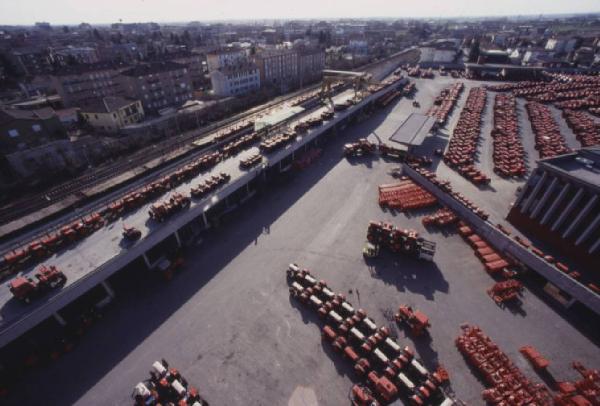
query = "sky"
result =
(1, 0, 600, 25)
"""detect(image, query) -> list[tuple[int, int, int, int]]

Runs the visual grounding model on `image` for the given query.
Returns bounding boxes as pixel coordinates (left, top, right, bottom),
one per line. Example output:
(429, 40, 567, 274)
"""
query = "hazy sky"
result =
(1, 0, 599, 25)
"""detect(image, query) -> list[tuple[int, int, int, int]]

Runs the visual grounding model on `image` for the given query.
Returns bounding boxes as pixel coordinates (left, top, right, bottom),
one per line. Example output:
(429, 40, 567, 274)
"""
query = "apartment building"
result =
(50, 63, 128, 108)
(210, 63, 260, 97)
(206, 48, 247, 72)
(297, 48, 325, 86)
(80, 96, 144, 133)
(253, 49, 298, 92)
(120, 61, 193, 113)
(0, 106, 66, 153)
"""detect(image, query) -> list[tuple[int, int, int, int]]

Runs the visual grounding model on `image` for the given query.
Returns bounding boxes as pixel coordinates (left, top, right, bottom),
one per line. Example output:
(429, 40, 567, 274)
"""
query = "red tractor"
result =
(122, 225, 142, 241)
(344, 139, 375, 157)
(8, 265, 67, 303)
(395, 305, 430, 336)
(351, 384, 380, 406)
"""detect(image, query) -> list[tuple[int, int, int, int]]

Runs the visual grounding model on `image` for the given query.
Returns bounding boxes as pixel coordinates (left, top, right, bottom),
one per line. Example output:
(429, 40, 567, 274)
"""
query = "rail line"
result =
(0, 48, 416, 230)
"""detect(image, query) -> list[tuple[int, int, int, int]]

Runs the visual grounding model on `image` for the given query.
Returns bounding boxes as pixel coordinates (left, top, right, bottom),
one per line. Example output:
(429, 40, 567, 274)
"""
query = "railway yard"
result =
(1, 60, 600, 405)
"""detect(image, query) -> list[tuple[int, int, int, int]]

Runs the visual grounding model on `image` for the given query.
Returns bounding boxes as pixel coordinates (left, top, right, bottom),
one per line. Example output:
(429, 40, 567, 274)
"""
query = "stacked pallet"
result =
(378, 180, 437, 211)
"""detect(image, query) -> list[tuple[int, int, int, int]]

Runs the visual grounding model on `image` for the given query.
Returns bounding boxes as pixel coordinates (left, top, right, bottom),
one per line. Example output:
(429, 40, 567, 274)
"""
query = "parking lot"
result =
(6, 76, 599, 406)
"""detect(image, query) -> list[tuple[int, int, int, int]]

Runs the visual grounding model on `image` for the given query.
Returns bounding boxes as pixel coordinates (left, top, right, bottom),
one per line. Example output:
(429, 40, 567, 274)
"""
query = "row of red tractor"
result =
(491, 93, 527, 178)
(411, 166, 490, 221)
(286, 264, 452, 406)
(443, 87, 491, 186)
(427, 82, 464, 126)
(0, 147, 224, 281)
(561, 109, 600, 147)
(525, 102, 571, 159)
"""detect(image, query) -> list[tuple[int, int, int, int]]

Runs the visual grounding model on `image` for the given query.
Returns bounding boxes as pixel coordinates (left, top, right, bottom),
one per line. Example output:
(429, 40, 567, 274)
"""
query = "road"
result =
(5, 75, 599, 406)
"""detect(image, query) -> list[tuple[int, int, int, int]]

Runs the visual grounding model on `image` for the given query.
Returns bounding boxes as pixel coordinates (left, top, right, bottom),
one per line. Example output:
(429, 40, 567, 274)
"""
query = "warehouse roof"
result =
(389, 113, 436, 147)
(541, 147, 600, 190)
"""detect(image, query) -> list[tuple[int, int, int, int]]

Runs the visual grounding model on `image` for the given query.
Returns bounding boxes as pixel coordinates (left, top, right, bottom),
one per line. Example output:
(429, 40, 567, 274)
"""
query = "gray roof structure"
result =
(389, 112, 436, 147)
(540, 147, 600, 191)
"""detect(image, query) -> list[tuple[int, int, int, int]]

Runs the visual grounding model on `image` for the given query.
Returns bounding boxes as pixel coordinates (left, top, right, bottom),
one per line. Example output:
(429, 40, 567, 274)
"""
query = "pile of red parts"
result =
(456, 324, 553, 406)
(554, 361, 600, 406)
(491, 93, 527, 178)
(444, 87, 491, 185)
(378, 180, 437, 211)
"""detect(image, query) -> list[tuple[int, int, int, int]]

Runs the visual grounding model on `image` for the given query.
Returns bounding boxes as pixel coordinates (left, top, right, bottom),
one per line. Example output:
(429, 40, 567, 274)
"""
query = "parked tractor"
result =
(344, 139, 375, 157)
(395, 305, 430, 336)
(8, 265, 67, 303)
(362, 242, 380, 259)
(122, 225, 142, 241)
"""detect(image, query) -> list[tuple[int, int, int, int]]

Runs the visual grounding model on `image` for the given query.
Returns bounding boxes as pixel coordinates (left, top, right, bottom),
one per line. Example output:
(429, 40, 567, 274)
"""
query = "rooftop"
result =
(80, 96, 139, 114)
(0, 106, 56, 124)
(121, 61, 186, 77)
(389, 112, 436, 147)
(540, 147, 600, 191)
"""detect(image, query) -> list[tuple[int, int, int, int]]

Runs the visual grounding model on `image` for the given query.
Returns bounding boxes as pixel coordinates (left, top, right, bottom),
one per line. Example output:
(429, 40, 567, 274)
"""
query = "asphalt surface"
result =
(5, 76, 600, 406)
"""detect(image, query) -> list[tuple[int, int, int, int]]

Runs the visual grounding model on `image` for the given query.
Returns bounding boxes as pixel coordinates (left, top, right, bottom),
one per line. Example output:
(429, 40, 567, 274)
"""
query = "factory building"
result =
(507, 147, 600, 271)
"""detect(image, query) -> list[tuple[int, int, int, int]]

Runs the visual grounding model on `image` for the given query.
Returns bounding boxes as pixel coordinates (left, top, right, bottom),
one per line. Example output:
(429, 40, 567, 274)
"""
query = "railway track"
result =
(0, 48, 416, 229)
(0, 86, 322, 227)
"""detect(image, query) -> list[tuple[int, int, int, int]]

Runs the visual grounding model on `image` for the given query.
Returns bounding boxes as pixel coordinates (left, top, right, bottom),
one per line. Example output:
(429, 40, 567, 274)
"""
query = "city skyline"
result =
(1, 0, 600, 25)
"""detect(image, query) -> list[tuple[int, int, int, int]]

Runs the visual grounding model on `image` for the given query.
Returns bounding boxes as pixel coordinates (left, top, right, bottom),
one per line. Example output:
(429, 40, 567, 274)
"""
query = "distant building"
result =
(210, 63, 260, 97)
(507, 147, 600, 271)
(297, 48, 325, 87)
(171, 52, 206, 90)
(54, 46, 99, 66)
(50, 63, 127, 109)
(8, 47, 54, 76)
(80, 96, 144, 133)
(206, 48, 247, 72)
(253, 49, 298, 92)
(419, 47, 458, 67)
(120, 62, 193, 114)
(0, 106, 66, 153)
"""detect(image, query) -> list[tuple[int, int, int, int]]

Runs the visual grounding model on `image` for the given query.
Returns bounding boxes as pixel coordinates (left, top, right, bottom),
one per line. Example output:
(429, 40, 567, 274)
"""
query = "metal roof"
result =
(389, 113, 436, 147)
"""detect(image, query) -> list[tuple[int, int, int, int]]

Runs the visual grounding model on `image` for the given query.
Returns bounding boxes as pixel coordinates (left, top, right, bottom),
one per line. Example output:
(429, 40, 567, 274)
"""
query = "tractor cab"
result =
(9, 276, 37, 302)
(122, 225, 142, 241)
(363, 242, 380, 259)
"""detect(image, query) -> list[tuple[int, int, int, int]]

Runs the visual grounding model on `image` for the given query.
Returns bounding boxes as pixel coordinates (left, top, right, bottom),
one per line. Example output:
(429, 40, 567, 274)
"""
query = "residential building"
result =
(206, 48, 247, 72)
(120, 61, 193, 114)
(54, 46, 99, 66)
(507, 147, 600, 271)
(50, 63, 128, 108)
(8, 47, 54, 76)
(253, 49, 298, 92)
(210, 63, 260, 97)
(0, 106, 66, 153)
(297, 48, 325, 86)
(80, 96, 144, 133)
(171, 52, 206, 89)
